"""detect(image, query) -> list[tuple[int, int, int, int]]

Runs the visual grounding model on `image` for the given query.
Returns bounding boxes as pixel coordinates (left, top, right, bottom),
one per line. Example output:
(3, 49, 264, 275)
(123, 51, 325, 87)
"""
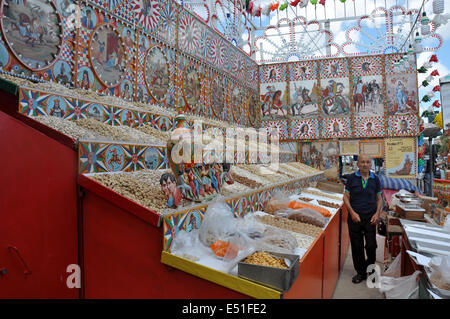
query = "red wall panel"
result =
(0, 111, 78, 298)
(284, 234, 324, 299)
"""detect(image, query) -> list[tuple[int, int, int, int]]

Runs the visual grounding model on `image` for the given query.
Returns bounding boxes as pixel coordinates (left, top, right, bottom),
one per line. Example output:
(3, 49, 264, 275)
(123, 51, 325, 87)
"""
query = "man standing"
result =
(343, 154, 382, 284)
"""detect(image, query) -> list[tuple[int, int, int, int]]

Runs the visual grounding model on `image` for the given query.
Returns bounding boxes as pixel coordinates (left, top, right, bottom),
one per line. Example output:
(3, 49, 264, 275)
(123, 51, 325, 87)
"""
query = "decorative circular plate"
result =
(182, 64, 201, 110)
(1, 0, 63, 71)
(131, 0, 162, 34)
(145, 46, 169, 102)
(89, 23, 126, 88)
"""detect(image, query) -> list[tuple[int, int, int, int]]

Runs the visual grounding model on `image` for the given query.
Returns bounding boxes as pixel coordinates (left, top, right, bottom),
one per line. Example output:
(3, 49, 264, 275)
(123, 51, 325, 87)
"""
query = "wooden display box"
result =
(395, 204, 426, 221)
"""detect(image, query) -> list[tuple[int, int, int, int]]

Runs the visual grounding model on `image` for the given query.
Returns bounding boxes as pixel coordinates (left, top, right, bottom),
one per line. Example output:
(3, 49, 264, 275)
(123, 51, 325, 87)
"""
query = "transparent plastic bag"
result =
(264, 191, 291, 214)
(379, 271, 421, 299)
(256, 226, 298, 254)
(274, 208, 327, 228)
(170, 229, 201, 262)
(199, 196, 238, 246)
(430, 256, 450, 291)
(214, 232, 256, 274)
(384, 253, 402, 278)
(236, 213, 267, 240)
(379, 254, 420, 299)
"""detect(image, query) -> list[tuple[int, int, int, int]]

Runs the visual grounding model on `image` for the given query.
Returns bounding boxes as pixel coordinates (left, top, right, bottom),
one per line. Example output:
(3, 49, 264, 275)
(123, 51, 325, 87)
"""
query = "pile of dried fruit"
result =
(232, 174, 265, 189)
(88, 172, 168, 213)
(32, 116, 97, 140)
(302, 189, 342, 201)
(317, 200, 341, 209)
(243, 251, 288, 269)
(257, 214, 323, 238)
(219, 181, 251, 197)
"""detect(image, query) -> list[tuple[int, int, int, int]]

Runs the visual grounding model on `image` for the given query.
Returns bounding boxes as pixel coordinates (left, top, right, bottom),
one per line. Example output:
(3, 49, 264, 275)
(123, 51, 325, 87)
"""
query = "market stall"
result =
(1, 0, 449, 300)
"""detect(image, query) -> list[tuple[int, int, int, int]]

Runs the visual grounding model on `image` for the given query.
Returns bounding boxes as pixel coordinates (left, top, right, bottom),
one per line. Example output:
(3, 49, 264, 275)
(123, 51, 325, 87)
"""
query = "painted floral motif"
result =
(159, 1, 176, 45)
(209, 37, 225, 67)
(178, 13, 201, 55)
(131, 0, 161, 33)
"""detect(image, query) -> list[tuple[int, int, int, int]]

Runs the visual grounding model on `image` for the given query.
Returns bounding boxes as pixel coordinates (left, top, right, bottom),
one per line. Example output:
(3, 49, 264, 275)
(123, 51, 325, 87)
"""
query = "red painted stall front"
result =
(79, 173, 346, 299)
(0, 110, 79, 298)
(79, 175, 251, 299)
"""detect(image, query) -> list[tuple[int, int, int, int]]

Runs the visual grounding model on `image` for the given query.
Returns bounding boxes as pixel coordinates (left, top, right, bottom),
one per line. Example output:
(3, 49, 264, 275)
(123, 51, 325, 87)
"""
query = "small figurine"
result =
(177, 166, 194, 200)
(213, 163, 222, 190)
(210, 164, 219, 193)
(221, 163, 234, 185)
(200, 164, 215, 195)
(186, 168, 201, 201)
(160, 173, 182, 208)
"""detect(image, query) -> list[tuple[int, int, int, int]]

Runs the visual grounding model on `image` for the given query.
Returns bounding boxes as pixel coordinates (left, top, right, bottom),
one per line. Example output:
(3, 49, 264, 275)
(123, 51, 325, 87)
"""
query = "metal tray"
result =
(395, 193, 417, 199)
(237, 251, 299, 292)
(397, 204, 425, 212)
(400, 198, 424, 205)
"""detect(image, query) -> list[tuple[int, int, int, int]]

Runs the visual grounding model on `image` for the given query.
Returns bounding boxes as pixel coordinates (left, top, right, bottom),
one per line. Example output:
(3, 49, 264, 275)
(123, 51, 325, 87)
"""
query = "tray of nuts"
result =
(238, 251, 299, 292)
(317, 200, 341, 209)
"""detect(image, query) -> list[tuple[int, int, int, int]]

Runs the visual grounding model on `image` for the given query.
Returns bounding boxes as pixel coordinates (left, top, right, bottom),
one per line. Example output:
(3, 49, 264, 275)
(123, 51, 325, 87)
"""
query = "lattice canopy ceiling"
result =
(178, 0, 447, 64)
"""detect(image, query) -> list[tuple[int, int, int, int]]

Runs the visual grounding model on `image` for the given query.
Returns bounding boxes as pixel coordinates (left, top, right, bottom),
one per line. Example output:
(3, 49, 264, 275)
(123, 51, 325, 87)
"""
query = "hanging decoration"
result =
(432, 0, 449, 28)
(433, 100, 441, 108)
(262, 4, 271, 16)
(434, 112, 443, 129)
(271, 1, 280, 11)
(418, 66, 428, 73)
(299, 0, 308, 7)
(414, 32, 423, 53)
(247, 0, 254, 13)
(421, 12, 431, 36)
(418, 120, 425, 174)
(280, 1, 289, 10)
(433, 0, 445, 15)
(430, 55, 439, 63)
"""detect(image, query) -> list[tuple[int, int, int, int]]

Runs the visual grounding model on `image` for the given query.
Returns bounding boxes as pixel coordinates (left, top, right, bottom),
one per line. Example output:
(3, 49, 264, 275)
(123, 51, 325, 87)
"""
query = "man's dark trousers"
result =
(348, 213, 377, 276)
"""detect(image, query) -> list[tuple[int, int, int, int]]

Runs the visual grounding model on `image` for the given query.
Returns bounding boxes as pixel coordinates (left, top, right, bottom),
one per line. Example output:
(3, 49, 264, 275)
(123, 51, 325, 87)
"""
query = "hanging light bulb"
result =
(393, 60, 400, 73)
(421, 12, 431, 35)
(398, 56, 405, 71)
(407, 44, 415, 64)
(433, 0, 445, 15)
(402, 55, 410, 69)
(415, 32, 423, 53)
